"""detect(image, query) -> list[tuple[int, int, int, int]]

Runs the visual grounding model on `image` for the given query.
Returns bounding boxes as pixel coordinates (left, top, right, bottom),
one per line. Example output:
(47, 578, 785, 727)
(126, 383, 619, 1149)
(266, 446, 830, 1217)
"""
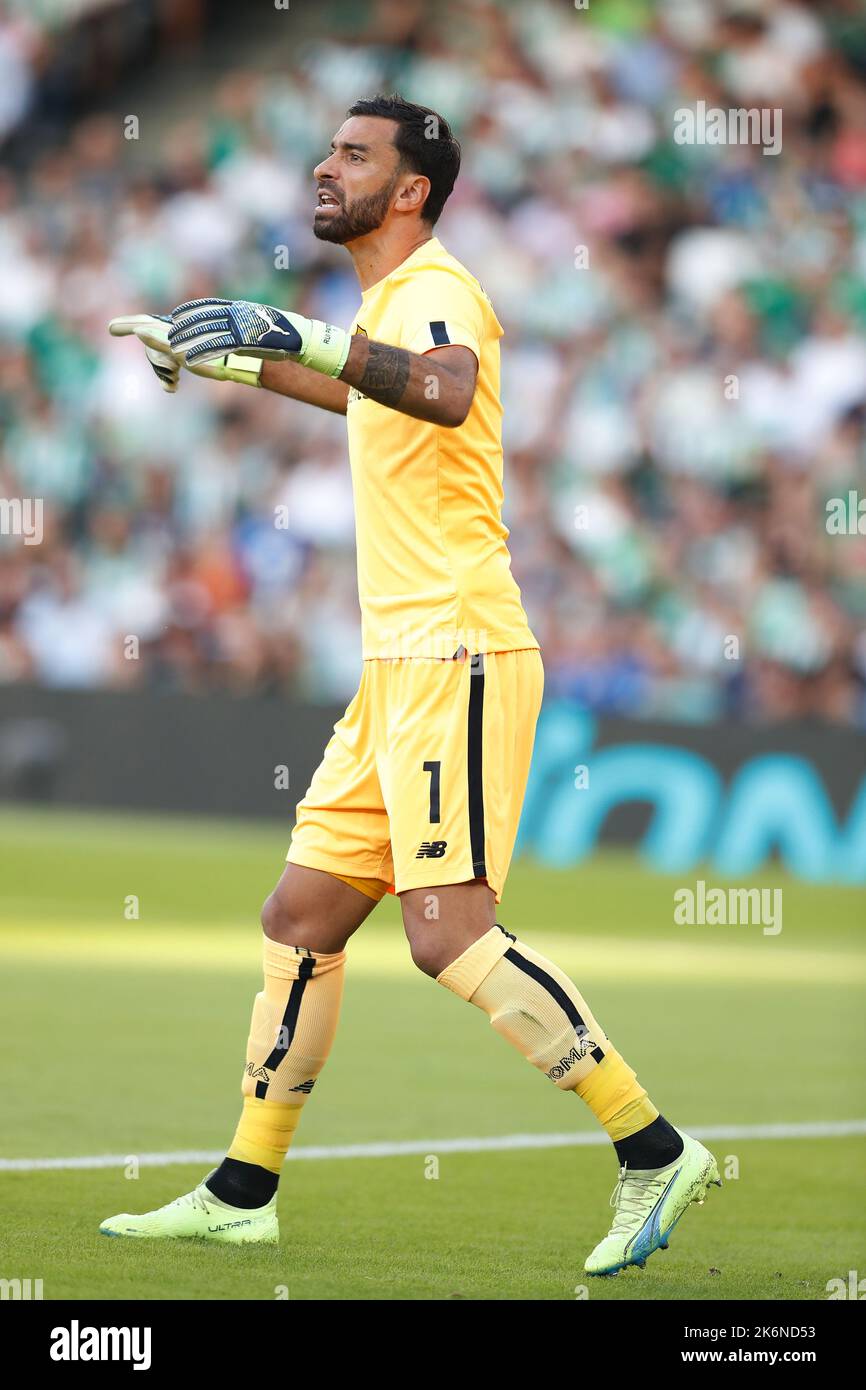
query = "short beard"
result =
(313, 173, 400, 245)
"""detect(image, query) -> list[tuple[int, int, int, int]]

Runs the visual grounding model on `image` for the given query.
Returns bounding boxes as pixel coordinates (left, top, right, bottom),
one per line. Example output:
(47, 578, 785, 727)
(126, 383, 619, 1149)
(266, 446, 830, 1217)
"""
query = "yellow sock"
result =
(226, 935, 345, 1175)
(228, 1096, 303, 1174)
(437, 926, 658, 1141)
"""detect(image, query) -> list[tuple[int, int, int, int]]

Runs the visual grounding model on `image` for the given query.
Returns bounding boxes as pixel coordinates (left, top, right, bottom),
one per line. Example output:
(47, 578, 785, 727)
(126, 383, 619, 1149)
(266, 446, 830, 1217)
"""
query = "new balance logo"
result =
(416, 841, 447, 859)
(289, 1079, 316, 1094)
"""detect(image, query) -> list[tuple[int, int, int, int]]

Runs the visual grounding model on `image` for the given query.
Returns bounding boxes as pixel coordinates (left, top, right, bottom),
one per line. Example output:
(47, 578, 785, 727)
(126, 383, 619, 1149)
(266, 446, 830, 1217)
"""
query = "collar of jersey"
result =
(360, 236, 443, 300)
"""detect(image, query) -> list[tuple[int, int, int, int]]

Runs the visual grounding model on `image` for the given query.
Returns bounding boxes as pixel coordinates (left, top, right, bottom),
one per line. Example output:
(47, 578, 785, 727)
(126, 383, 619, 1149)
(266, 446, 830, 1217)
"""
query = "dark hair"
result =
(346, 93, 461, 226)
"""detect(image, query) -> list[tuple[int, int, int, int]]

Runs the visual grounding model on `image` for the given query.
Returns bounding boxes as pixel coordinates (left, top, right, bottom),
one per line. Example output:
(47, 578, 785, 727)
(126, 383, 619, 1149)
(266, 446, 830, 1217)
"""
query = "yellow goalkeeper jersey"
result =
(345, 236, 538, 660)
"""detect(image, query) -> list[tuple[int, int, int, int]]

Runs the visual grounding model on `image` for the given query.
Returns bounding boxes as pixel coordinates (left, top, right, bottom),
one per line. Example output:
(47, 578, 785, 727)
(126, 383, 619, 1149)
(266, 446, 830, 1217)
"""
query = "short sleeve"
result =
(402, 270, 487, 361)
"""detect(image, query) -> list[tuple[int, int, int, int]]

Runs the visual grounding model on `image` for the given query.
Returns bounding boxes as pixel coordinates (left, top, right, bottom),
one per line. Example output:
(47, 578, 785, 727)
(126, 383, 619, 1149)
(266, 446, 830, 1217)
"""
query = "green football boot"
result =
(584, 1129, 721, 1276)
(99, 1173, 278, 1245)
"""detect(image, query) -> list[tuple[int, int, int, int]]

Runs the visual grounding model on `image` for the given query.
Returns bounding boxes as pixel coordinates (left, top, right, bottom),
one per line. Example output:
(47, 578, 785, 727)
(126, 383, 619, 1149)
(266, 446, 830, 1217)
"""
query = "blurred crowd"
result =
(1, 0, 866, 722)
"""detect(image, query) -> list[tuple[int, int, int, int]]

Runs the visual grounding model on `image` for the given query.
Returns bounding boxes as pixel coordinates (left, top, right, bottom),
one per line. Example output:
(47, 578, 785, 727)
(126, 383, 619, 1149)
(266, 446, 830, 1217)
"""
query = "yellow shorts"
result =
(287, 648, 543, 902)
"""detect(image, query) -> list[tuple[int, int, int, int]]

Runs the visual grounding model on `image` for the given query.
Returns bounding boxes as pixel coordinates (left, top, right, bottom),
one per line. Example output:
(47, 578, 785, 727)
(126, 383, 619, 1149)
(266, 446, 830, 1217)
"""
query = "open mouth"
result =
(316, 189, 341, 210)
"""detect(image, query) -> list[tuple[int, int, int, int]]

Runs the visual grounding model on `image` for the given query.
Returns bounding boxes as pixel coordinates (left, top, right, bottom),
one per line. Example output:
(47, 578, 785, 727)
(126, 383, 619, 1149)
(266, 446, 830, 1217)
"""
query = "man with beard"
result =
(102, 95, 720, 1278)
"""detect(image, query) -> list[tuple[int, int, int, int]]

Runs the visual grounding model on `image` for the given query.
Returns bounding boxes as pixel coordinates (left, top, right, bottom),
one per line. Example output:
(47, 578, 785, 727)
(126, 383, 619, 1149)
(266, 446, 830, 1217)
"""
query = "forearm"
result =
(260, 358, 349, 414)
(167, 298, 473, 424)
(338, 336, 471, 427)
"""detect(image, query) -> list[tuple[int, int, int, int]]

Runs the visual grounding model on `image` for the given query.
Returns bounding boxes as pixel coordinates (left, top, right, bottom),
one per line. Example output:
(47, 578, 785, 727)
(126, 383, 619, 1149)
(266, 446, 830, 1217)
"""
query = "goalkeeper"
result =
(103, 94, 720, 1279)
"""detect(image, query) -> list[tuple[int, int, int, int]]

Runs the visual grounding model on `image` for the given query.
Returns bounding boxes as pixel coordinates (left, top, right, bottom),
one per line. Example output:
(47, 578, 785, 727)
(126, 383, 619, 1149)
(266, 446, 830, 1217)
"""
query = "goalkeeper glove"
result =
(168, 297, 351, 379)
(108, 314, 181, 393)
(108, 312, 264, 389)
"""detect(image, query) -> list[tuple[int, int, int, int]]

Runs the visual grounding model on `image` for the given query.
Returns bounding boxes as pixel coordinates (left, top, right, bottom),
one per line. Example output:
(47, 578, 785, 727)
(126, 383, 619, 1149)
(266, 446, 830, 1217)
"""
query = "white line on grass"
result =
(2, 1120, 864, 1173)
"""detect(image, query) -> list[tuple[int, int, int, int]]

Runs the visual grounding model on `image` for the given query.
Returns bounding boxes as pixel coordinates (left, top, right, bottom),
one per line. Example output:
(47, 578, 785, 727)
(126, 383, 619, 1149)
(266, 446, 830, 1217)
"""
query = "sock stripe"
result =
(256, 954, 316, 1100)
(467, 652, 486, 877)
(504, 947, 606, 1064)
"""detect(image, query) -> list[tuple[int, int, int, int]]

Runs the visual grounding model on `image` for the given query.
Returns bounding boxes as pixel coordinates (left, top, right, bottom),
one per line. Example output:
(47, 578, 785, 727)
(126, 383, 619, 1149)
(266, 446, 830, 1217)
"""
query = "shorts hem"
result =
(394, 867, 503, 904)
(287, 846, 393, 892)
(361, 643, 541, 663)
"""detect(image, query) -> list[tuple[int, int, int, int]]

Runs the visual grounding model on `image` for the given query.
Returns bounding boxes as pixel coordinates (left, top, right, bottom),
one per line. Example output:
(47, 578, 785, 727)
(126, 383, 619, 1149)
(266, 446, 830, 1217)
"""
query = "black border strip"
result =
(468, 653, 486, 877)
(255, 955, 316, 1099)
(504, 947, 606, 1063)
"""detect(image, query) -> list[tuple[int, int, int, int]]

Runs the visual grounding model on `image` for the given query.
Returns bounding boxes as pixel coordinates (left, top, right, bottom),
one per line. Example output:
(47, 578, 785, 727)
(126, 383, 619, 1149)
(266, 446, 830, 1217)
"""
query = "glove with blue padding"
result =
(168, 298, 351, 379)
(108, 311, 265, 390)
(108, 314, 181, 393)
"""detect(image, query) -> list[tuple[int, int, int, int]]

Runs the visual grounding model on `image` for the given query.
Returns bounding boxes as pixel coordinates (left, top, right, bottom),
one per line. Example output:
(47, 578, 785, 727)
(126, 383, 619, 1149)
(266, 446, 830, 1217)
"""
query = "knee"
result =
(261, 889, 305, 945)
(406, 929, 450, 980)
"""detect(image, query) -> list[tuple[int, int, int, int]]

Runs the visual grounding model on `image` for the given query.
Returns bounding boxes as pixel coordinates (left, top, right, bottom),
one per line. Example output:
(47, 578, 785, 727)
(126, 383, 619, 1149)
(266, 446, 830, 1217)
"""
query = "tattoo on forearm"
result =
(358, 343, 412, 407)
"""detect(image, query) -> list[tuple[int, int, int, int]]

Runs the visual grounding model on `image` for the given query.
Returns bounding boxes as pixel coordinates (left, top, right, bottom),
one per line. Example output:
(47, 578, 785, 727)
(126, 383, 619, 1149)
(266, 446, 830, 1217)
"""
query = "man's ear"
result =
(397, 174, 430, 215)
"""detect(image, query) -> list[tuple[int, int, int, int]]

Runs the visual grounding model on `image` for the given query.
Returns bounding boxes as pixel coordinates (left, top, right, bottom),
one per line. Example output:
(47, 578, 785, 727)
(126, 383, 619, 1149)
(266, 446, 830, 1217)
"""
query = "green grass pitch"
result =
(1, 806, 864, 1301)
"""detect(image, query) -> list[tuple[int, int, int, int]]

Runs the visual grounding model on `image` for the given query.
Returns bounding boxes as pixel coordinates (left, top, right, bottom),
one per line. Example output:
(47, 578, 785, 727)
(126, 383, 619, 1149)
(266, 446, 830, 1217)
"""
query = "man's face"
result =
(312, 116, 405, 244)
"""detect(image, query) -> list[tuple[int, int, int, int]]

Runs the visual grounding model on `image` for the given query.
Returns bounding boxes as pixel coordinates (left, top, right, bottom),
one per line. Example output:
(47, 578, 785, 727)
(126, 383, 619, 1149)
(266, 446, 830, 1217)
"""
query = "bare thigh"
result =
(261, 863, 381, 953)
(400, 880, 496, 978)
